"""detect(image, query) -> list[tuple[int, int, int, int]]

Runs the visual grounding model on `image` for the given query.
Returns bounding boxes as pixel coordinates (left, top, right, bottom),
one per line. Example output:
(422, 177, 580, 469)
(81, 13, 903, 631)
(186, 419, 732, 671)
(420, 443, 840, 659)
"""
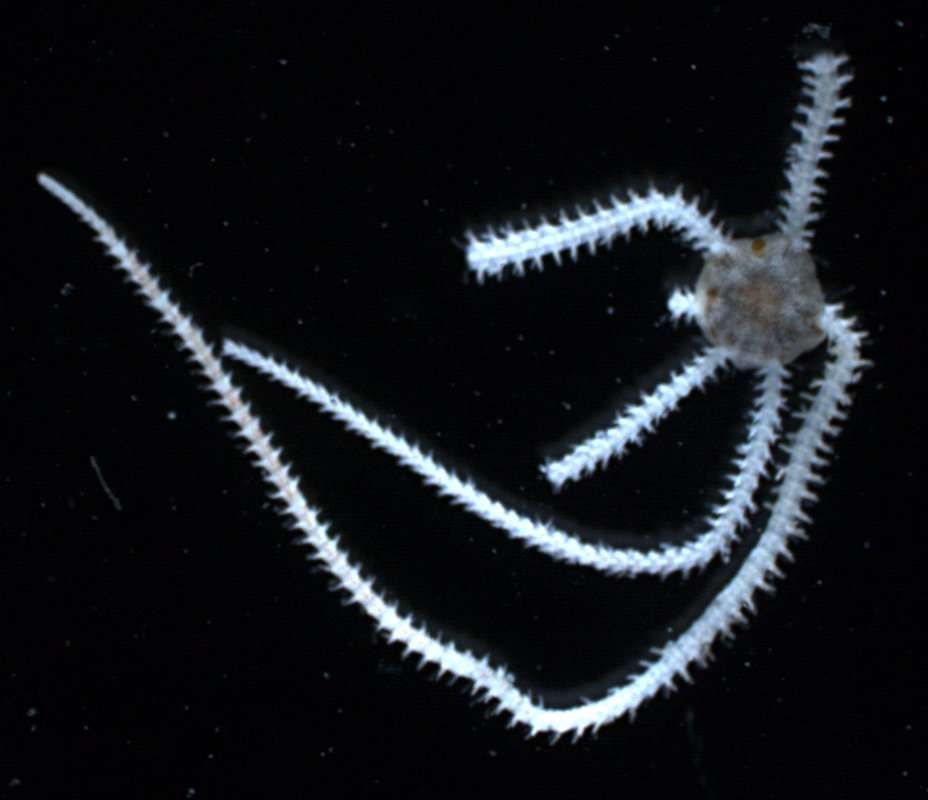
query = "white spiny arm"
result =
(466, 187, 734, 281)
(224, 338, 740, 577)
(667, 287, 699, 324)
(695, 363, 788, 566)
(539, 361, 788, 579)
(777, 52, 852, 250)
(541, 348, 729, 491)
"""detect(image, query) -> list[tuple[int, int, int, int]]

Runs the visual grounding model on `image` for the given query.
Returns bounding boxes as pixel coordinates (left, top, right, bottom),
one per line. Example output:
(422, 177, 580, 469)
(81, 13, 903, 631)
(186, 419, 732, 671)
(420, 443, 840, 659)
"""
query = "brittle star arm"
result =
(466, 187, 735, 281)
(777, 52, 852, 250)
(222, 337, 787, 576)
(538, 358, 791, 574)
(699, 362, 789, 566)
(667, 286, 700, 325)
(541, 347, 729, 491)
(36, 168, 869, 740)
(539, 286, 714, 491)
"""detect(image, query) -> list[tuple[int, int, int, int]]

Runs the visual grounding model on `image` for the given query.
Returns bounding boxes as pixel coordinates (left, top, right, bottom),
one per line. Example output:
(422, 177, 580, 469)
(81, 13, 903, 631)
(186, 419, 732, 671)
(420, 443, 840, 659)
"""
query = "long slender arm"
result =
(223, 338, 767, 577)
(777, 52, 852, 250)
(696, 362, 788, 567)
(466, 187, 734, 281)
(541, 347, 729, 491)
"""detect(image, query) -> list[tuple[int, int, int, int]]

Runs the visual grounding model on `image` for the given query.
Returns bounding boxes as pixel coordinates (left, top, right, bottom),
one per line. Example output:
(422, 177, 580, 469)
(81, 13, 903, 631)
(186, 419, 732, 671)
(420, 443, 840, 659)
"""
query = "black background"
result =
(4, 4, 926, 798)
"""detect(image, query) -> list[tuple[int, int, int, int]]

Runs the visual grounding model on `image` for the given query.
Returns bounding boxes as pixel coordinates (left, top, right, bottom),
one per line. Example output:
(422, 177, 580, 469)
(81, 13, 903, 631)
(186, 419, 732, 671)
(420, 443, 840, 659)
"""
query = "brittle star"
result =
(39, 49, 867, 741)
